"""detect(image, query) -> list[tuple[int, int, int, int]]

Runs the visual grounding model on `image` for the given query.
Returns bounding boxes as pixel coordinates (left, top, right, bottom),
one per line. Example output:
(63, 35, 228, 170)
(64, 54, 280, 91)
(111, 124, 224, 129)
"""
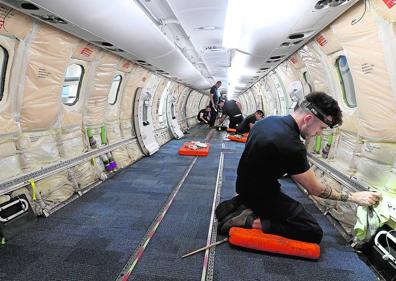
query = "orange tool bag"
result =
(228, 227, 320, 260)
(178, 141, 210, 156)
(227, 135, 247, 143)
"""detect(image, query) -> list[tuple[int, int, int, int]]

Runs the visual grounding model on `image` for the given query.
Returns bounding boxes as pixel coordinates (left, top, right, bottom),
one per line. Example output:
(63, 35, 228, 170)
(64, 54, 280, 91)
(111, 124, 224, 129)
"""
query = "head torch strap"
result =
(303, 101, 336, 128)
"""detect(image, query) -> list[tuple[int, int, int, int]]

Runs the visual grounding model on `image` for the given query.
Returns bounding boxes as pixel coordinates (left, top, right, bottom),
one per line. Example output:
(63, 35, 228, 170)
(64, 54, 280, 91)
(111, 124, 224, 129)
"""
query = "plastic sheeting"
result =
(314, 27, 342, 56)
(120, 66, 149, 121)
(371, 0, 396, 22)
(72, 42, 101, 62)
(332, 131, 360, 175)
(60, 127, 86, 158)
(84, 53, 119, 126)
(0, 5, 32, 39)
(288, 53, 305, 69)
(19, 130, 60, 171)
(0, 136, 21, 181)
(0, 37, 19, 134)
(298, 44, 330, 93)
(20, 24, 79, 131)
(355, 155, 395, 193)
(35, 172, 75, 211)
(331, 2, 396, 141)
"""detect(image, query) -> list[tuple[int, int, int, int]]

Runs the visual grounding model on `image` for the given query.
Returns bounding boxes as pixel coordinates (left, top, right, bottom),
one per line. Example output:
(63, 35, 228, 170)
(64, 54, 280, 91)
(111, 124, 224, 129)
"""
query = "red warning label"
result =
(80, 47, 93, 57)
(383, 0, 396, 8)
(316, 34, 328, 47)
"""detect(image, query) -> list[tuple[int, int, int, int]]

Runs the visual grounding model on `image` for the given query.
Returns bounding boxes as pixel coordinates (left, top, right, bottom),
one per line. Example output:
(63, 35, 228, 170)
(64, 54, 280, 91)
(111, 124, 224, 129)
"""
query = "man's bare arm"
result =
(291, 168, 381, 206)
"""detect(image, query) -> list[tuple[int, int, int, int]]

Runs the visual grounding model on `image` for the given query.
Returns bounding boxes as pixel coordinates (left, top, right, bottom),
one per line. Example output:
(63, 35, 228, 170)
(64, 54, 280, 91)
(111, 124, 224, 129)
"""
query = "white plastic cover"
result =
(298, 44, 330, 93)
(331, 2, 396, 141)
(84, 52, 119, 126)
(19, 24, 79, 131)
(0, 5, 32, 39)
(0, 137, 21, 180)
(72, 42, 101, 62)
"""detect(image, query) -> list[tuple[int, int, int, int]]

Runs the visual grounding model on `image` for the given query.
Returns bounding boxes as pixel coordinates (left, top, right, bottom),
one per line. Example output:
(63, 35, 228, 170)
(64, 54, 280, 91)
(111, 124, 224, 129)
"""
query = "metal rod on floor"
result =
(181, 238, 228, 258)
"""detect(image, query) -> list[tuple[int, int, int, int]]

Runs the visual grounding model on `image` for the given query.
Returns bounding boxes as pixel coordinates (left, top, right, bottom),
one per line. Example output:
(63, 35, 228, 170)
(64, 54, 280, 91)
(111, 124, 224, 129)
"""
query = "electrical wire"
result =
(351, 0, 368, 25)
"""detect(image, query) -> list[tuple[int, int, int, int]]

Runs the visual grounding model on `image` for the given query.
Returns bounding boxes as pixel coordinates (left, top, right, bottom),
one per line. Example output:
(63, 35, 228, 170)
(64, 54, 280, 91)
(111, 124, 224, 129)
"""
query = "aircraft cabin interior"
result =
(0, 0, 395, 280)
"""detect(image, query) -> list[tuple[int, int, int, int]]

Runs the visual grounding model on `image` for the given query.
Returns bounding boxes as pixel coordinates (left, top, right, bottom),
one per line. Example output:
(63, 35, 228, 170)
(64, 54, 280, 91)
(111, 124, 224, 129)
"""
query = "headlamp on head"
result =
(302, 101, 339, 129)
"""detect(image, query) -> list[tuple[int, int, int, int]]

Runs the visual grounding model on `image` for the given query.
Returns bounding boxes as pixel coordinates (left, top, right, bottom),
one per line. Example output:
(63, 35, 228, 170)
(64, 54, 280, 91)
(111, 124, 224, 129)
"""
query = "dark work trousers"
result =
(238, 191, 323, 243)
(209, 105, 217, 126)
(229, 115, 244, 129)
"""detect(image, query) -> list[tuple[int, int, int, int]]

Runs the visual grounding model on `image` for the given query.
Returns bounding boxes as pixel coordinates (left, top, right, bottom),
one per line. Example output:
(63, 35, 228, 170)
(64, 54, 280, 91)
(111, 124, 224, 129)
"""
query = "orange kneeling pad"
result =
(227, 135, 247, 143)
(178, 141, 210, 156)
(226, 128, 236, 133)
(228, 227, 320, 260)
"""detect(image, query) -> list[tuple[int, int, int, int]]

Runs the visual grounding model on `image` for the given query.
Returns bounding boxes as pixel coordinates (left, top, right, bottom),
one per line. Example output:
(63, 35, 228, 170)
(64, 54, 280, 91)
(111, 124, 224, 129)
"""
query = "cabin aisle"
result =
(0, 127, 379, 281)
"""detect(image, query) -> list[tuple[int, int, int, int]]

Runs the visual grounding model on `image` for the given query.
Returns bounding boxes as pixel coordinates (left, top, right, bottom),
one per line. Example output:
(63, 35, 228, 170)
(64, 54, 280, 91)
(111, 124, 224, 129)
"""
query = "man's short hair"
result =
(300, 92, 342, 128)
(255, 110, 264, 116)
(206, 105, 211, 109)
(216, 81, 222, 84)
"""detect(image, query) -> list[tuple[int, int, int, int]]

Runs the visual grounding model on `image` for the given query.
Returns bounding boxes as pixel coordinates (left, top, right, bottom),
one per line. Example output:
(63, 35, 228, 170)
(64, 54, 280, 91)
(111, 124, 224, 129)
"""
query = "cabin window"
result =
(0, 46, 8, 102)
(158, 82, 171, 124)
(336, 55, 357, 108)
(108, 74, 122, 105)
(142, 92, 151, 126)
(62, 64, 84, 105)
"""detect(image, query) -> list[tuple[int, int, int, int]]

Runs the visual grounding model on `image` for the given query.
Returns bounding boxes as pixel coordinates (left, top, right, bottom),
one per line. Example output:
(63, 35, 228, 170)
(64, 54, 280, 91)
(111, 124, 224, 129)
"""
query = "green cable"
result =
(100, 126, 107, 145)
(315, 136, 322, 153)
(87, 128, 93, 138)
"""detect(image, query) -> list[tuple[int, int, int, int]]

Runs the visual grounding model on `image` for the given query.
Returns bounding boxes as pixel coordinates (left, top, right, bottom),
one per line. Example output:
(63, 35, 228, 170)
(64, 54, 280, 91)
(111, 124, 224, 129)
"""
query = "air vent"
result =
(270, 55, 284, 60)
(314, 0, 350, 10)
(32, 14, 67, 24)
(289, 33, 305, 40)
(204, 46, 224, 52)
(260, 67, 269, 71)
(136, 60, 146, 63)
(315, 0, 329, 9)
(21, 2, 39, 10)
(106, 48, 124, 52)
(292, 40, 303, 45)
(101, 42, 113, 47)
(281, 42, 291, 47)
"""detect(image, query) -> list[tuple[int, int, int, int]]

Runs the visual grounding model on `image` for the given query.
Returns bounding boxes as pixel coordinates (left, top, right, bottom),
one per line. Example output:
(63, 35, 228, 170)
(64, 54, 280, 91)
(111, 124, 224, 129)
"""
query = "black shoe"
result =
(215, 197, 241, 222)
(220, 208, 255, 235)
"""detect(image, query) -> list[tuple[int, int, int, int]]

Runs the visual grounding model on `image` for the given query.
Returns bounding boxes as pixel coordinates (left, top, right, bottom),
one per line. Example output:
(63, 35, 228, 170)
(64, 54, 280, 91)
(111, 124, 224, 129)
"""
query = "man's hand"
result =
(349, 191, 382, 206)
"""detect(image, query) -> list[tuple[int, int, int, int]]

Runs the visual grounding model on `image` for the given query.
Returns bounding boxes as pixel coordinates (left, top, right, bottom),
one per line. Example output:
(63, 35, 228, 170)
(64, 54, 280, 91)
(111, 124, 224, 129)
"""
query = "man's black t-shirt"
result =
(197, 109, 209, 121)
(236, 115, 310, 200)
(236, 113, 256, 134)
(210, 85, 219, 107)
(222, 100, 242, 117)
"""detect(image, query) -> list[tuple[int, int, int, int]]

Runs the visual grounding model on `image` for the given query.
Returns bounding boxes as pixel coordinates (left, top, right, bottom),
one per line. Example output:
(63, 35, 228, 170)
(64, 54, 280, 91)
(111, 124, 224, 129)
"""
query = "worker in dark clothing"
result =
(197, 106, 211, 124)
(215, 92, 381, 244)
(236, 110, 264, 134)
(208, 81, 222, 127)
(218, 99, 243, 129)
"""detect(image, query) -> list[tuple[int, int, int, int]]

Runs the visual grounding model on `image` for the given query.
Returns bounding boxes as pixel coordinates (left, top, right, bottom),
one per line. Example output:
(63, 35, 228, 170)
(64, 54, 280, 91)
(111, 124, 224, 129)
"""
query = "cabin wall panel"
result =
(331, 2, 396, 142)
(83, 52, 119, 127)
(20, 24, 79, 131)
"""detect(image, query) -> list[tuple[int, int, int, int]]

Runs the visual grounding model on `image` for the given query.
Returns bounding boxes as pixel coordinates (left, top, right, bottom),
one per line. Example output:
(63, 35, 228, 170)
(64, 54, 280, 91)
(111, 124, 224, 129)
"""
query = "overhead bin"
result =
(6, 0, 210, 89)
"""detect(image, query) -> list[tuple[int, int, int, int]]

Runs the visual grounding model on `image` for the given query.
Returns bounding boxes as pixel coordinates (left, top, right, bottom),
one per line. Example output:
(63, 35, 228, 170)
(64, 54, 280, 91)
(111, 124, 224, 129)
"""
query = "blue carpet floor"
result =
(0, 127, 379, 281)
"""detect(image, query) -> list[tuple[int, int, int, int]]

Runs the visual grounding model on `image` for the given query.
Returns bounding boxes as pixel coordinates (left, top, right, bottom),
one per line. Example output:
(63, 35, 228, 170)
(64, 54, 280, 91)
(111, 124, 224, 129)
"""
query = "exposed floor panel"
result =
(0, 127, 379, 281)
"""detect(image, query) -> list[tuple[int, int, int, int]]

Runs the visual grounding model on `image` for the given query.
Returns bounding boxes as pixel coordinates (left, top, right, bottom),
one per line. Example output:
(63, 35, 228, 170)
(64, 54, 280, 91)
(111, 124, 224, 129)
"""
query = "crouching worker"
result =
(197, 106, 211, 125)
(218, 99, 243, 129)
(216, 92, 381, 244)
(236, 110, 264, 134)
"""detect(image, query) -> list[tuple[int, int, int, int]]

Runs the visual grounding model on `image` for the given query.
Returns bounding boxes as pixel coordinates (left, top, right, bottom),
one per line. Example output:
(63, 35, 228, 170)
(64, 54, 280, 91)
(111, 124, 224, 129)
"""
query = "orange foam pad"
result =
(229, 227, 320, 260)
(178, 142, 210, 156)
(227, 135, 247, 143)
(242, 132, 249, 137)
(226, 128, 236, 133)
